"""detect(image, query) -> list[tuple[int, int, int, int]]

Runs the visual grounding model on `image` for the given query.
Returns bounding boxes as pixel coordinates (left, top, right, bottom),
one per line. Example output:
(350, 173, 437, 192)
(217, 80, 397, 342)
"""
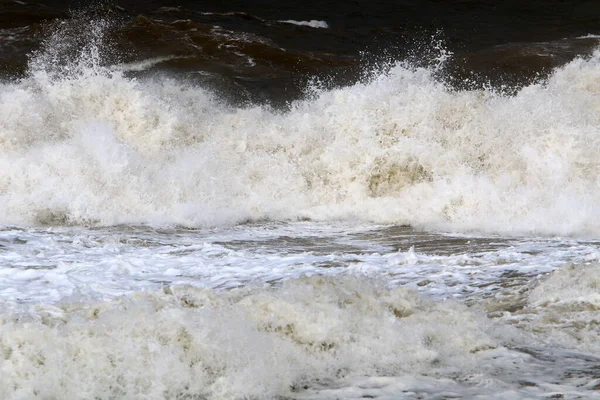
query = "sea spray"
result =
(2, 20, 600, 236)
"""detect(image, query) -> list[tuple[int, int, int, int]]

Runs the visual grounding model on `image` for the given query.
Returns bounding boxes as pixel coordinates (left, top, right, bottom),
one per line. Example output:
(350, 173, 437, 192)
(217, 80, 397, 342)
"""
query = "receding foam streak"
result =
(278, 20, 329, 29)
(2, 36, 600, 235)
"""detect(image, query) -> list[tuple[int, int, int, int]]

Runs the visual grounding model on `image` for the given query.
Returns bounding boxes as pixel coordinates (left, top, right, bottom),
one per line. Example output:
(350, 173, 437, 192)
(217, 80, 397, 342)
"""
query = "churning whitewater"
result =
(2, 21, 600, 236)
(3, 14, 600, 400)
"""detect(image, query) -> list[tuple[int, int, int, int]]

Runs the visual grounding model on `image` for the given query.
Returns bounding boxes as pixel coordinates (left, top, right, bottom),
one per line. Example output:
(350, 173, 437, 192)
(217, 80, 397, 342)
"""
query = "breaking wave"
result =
(0, 276, 516, 399)
(2, 20, 600, 236)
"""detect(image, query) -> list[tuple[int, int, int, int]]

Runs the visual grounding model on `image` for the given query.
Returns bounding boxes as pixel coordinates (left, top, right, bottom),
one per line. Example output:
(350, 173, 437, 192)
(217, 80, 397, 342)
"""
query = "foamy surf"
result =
(2, 25, 600, 236)
(2, 223, 599, 304)
(0, 275, 574, 399)
(3, 6, 600, 400)
(2, 269, 600, 400)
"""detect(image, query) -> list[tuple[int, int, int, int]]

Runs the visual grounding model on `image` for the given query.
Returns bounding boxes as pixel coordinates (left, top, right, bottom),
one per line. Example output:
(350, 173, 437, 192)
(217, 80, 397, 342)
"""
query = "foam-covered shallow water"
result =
(1, 223, 599, 304)
(1, 223, 600, 399)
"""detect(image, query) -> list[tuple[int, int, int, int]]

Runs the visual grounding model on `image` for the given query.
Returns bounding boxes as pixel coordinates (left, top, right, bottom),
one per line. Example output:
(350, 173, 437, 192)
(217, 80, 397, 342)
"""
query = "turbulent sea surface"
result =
(2, 1, 600, 399)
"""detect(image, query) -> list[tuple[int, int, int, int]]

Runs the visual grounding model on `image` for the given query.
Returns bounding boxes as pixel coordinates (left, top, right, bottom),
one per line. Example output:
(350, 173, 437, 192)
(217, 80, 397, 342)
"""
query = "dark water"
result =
(2, 0, 600, 103)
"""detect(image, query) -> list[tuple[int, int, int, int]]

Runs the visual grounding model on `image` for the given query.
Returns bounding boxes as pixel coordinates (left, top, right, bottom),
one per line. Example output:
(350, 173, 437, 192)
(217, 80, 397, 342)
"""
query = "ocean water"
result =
(2, 2, 600, 399)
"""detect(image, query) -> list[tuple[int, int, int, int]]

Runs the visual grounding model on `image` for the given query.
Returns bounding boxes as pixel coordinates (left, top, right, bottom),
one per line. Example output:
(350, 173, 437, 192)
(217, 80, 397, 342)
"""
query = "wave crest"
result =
(2, 29, 600, 235)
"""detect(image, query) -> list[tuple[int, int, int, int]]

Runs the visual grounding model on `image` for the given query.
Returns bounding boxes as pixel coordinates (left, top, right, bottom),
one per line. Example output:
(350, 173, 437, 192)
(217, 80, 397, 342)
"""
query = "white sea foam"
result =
(2, 223, 598, 304)
(2, 29, 600, 236)
(0, 275, 556, 400)
(278, 20, 329, 29)
(3, 273, 600, 399)
(3, 21, 600, 400)
(501, 262, 600, 355)
(577, 34, 600, 39)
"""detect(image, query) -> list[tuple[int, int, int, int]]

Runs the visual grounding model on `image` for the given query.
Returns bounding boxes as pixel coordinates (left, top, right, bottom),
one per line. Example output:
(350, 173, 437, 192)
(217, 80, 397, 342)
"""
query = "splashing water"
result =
(1, 18, 600, 235)
(3, 17, 600, 400)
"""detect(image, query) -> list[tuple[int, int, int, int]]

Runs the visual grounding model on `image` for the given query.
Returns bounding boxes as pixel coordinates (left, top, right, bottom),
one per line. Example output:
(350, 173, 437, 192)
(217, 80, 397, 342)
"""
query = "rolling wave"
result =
(2, 22, 600, 236)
